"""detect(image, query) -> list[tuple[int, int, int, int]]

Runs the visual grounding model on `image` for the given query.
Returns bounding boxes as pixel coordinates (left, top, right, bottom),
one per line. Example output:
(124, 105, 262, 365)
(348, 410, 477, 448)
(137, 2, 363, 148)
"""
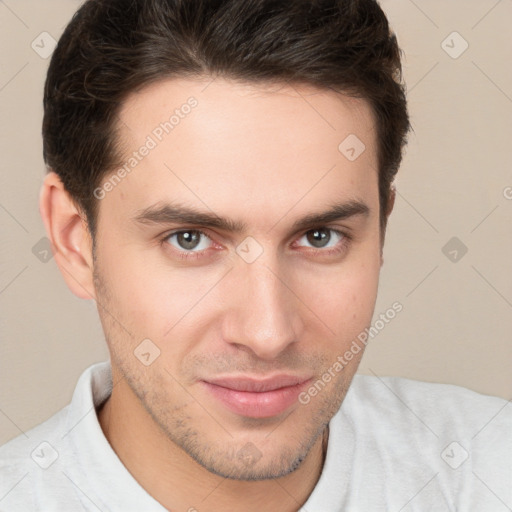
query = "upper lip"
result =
(203, 375, 312, 392)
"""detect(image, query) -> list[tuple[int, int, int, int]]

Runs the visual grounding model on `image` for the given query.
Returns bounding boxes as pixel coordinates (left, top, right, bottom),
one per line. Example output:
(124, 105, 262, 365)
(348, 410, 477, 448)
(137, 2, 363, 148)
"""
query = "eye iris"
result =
(177, 231, 201, 250)
(307, 228, 330, 248)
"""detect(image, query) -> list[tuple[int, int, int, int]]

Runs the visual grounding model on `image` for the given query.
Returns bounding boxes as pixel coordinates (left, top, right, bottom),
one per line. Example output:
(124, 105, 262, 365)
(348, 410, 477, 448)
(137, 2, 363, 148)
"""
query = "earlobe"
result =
(39, 171, 96, 300)
(386, 185, 396, 217)
(380, 185, 396, 267)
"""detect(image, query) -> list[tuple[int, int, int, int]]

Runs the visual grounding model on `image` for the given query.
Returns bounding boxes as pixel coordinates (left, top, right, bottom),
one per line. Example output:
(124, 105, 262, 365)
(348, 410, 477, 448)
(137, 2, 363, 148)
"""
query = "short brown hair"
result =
(43, 0, 411, 238)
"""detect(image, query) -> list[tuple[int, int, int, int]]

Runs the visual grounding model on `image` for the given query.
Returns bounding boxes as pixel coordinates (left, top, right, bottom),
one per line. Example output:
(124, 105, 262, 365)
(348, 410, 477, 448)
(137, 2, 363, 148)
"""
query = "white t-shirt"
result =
(1, 362, 510, 511)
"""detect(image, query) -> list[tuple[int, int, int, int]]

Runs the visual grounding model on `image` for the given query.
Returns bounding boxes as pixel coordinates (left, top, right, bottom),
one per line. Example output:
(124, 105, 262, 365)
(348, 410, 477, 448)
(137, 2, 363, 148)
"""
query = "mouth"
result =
(200, 375, 312, 418)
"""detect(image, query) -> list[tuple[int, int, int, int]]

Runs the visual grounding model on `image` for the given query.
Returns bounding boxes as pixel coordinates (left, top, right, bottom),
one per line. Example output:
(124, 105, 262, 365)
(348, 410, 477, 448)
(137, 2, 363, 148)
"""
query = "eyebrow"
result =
(133, 199, 370, 234)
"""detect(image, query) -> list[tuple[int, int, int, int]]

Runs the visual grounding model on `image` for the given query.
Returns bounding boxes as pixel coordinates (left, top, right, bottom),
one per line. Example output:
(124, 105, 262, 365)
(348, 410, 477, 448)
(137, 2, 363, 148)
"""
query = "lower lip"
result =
(201, 380, 310, 418)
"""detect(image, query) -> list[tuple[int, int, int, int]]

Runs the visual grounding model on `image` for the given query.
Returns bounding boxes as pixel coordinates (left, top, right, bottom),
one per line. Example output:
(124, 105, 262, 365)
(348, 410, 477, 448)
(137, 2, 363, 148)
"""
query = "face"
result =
(92, 78, 382, 479)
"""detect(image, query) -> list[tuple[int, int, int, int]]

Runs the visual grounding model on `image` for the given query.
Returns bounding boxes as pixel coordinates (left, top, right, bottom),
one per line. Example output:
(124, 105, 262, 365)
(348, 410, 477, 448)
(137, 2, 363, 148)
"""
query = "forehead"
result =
(102, 78, 379, 230)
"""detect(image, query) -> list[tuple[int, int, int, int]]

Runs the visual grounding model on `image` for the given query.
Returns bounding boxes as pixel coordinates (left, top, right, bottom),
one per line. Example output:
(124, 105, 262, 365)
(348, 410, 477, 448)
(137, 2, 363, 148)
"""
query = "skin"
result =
(40, 77, 394, 511)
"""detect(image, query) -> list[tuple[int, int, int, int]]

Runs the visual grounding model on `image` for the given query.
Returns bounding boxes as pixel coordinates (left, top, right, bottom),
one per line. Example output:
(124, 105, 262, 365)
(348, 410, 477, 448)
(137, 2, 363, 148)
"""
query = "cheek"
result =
(94, 241, 174, 332)
(97, 242, 223, 343)
(295, 250, 380, 341)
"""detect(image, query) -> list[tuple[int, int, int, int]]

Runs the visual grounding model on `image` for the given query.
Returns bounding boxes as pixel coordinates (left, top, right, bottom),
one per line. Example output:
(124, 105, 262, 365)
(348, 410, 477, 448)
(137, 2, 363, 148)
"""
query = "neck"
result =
(98, 374, 328, 512)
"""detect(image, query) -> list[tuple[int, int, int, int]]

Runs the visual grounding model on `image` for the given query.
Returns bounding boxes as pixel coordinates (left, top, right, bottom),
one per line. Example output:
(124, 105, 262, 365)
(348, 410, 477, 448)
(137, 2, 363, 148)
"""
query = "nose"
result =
(221, 256, 303, 360)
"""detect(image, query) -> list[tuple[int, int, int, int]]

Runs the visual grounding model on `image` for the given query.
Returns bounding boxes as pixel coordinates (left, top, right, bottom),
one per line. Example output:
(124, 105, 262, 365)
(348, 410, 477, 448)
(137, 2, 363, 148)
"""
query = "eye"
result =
(296, 228, 345, 250)
(164, 229, 213, 252)
(161, 226, 349, 260)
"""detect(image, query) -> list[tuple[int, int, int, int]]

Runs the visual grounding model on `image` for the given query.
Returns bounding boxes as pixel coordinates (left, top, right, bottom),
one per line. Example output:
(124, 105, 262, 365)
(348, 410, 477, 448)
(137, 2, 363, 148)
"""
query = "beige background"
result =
(1, 0, 511, 446)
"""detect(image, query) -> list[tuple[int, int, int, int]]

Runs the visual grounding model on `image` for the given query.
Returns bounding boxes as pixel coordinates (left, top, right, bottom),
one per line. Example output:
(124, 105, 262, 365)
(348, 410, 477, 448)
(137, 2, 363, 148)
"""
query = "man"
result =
(1, 0, 510, 510)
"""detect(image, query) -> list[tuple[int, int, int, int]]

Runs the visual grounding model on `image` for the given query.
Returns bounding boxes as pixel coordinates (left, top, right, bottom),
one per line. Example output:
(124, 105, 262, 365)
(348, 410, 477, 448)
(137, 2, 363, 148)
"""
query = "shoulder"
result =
(0, 362, 111, 511)
(0, 406, 70, 511)
(347, 373, 510, 426)
(344, 374, 512, 447)
(0, 404, 68, 458)
(334, 374, 512, 509)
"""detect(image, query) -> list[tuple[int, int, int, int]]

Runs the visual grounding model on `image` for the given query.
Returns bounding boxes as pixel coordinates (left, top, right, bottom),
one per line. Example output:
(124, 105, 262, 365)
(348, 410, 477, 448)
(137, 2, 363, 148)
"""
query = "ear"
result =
(39, 171, 96, 300)
(386, 185, 396, 218)
(380, 185, 396, 266)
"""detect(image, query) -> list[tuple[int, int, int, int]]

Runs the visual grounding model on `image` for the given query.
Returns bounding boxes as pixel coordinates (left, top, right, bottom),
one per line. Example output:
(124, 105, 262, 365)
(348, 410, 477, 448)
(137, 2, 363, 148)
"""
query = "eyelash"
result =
(160, 227, 351, 261)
